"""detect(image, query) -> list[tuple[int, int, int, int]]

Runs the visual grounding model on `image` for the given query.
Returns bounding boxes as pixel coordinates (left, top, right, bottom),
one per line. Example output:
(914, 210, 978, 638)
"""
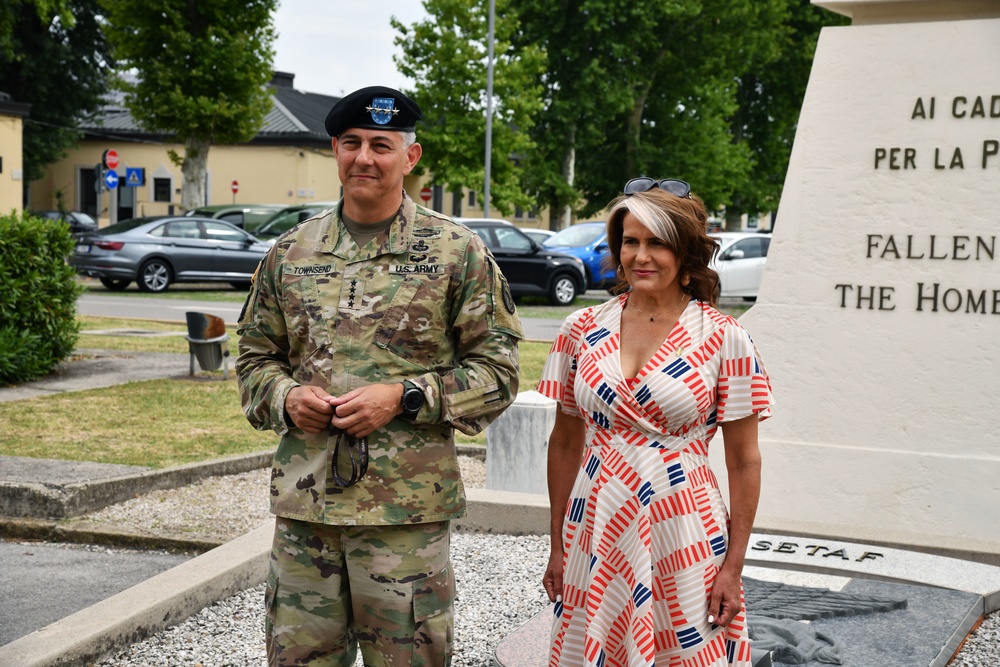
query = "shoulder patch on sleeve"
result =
(238, 258, 266, 326)
(487, 255, 523, 338)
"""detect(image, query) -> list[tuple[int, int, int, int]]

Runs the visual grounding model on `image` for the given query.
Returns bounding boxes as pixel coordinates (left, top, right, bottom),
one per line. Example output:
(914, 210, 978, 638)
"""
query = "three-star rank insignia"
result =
(366, 97, 400, 125)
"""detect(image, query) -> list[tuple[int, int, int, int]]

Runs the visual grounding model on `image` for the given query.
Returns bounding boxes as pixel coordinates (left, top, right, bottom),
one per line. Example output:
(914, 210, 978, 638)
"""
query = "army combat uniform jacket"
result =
(237, 193, 523, 526)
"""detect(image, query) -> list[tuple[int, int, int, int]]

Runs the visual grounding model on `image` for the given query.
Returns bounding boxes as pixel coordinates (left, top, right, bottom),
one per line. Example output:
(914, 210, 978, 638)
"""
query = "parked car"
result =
(456, 218, 587, 306)
(254, 202, 339, 243)
(32, 210, 98, 235)
(520, 227, 556, 245)
(542, 221, 615, 289)
(70, 216, 270, 292)
(711, 232, 772, 300)
(185, 204, 284, 232)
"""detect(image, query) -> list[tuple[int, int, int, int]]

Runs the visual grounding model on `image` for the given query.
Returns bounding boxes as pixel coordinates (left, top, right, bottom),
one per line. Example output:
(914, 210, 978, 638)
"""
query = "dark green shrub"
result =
(0, 210, 82, 384)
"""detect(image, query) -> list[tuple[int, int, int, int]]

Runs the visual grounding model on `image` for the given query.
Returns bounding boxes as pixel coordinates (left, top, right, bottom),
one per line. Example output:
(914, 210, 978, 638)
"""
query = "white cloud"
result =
(272, 1, 430, 97)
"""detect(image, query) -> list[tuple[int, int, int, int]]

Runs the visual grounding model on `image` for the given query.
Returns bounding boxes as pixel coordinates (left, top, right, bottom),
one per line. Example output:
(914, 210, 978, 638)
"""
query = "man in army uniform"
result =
(236, 85, 523, 666)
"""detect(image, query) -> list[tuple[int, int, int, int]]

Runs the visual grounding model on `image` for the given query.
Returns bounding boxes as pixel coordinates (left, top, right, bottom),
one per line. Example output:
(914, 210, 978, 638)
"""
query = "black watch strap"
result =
(401, 381, 424, 415)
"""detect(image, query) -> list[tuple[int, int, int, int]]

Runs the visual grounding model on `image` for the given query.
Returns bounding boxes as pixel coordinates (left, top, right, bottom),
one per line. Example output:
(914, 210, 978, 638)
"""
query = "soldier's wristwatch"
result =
(401, 381, 424, 416)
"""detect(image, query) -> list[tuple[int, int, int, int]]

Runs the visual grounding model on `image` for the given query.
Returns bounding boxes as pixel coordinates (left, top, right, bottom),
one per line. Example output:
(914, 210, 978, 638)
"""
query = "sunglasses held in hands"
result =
(331, 427, 368, 488)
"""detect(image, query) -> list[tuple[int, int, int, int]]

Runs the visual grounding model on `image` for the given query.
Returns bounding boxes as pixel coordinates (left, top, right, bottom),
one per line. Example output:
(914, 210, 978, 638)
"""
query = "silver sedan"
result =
(70, 216, 270, 292)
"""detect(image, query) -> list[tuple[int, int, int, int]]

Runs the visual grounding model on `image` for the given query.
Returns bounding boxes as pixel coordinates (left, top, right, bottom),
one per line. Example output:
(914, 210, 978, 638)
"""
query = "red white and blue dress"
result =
(537, 294, 773, 667)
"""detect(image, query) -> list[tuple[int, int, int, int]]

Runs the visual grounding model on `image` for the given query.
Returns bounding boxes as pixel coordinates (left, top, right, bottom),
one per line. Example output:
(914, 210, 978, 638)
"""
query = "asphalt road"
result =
(78, 293, 246, 326)
(0, 540, 190, 646)
(77, 293, 570, 341)
(76, 290, 749, 342)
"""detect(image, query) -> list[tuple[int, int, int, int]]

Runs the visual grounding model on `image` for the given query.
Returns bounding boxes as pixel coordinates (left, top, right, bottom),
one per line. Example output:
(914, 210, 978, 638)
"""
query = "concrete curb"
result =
(1, 446, 485, 521)
(0, 450, 274, 519)
(0, 521, 273, 667)
(457, 488, 550, 535)
(0, 517, 224, 554)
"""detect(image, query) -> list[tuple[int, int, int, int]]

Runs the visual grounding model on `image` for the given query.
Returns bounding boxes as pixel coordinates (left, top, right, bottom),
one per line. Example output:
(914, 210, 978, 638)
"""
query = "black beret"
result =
(325, 86, 422, 137)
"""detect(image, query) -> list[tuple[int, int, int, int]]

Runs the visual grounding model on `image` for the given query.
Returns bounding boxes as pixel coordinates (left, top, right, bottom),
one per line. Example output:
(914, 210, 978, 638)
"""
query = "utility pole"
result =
(483, 0, 495, 217)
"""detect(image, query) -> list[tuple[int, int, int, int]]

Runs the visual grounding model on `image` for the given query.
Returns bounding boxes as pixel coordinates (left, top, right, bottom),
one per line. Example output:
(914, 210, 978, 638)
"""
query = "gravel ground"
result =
(81, 455, 998, 666)
(82, 455, 486, 544)
(97, 531, 551, 667)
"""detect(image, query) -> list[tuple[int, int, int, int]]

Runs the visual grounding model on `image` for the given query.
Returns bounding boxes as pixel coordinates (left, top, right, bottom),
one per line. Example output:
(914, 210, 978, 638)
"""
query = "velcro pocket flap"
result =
(412, 565, 454, 622)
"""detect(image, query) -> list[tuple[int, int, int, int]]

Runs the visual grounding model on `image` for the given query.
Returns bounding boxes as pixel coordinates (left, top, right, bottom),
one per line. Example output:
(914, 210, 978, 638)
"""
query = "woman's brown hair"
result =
(603, 188, 721, 306)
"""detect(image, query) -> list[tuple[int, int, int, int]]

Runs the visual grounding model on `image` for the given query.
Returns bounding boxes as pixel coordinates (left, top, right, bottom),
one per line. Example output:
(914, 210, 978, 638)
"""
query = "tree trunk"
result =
(180, 137, 210, 210)
(624, 50, 665, 178)
(559, 132, 576, 231)
(724, 209, 743, 231)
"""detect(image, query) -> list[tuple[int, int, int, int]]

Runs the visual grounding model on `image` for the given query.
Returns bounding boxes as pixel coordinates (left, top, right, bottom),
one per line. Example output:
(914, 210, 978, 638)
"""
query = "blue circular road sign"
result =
(104, 170, 119, 189)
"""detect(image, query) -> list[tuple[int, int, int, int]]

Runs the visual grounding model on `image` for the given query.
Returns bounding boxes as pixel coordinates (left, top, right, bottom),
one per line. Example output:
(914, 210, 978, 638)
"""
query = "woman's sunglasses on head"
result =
(623, 177, 691, 198)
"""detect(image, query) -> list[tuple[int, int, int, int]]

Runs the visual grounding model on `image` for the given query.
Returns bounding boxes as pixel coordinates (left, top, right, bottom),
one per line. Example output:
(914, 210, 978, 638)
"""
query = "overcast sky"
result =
(271, 1, 431, 97)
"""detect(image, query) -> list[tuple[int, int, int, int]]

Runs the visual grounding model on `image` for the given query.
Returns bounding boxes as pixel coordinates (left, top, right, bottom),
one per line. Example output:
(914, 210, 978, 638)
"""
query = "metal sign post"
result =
(102, 149, 121, 226)
(104, 170, 119, 226)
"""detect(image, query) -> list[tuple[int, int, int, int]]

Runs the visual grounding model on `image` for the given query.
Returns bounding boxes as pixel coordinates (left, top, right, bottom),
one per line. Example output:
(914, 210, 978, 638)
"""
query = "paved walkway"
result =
(0, 350, 191, 403)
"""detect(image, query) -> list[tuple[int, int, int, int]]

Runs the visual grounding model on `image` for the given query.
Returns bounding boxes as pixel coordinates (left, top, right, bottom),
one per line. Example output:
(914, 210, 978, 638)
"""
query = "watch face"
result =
(403, 388, 423, 413)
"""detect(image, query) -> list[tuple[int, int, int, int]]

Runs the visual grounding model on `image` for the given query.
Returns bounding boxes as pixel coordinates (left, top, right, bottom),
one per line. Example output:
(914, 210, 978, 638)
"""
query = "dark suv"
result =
(457, 218, 587, 306)
(33, 210, 99, 235)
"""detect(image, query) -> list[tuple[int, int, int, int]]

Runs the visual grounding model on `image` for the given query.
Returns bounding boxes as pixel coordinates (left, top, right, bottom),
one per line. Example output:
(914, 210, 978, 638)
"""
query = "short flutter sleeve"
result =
(536, 309, 587, 417)
(715, 320, 773, 423)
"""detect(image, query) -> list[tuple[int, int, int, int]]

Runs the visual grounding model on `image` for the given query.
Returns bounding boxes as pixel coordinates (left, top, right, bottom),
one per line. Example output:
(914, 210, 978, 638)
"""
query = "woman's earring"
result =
(616, 264, 625, 280)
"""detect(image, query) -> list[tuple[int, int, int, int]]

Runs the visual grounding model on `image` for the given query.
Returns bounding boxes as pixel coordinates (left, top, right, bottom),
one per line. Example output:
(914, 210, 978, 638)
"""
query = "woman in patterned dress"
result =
(538, 179, 773, 667)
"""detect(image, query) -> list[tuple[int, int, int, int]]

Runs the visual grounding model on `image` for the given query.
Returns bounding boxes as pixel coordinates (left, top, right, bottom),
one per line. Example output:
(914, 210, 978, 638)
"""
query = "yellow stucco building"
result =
(28, 72, 546, 229)
(0, 94, 29, 214)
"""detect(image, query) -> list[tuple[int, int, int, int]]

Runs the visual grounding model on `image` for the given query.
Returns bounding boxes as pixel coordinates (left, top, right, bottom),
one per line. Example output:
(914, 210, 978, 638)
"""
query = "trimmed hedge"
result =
(0, 210, 82, 384)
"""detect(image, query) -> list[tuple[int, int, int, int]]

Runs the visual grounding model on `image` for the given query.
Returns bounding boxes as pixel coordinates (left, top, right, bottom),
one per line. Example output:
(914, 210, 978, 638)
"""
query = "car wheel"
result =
(548, 273, 579, 306)
(99, 277, 130, 291)
(138, 259, 172, 293)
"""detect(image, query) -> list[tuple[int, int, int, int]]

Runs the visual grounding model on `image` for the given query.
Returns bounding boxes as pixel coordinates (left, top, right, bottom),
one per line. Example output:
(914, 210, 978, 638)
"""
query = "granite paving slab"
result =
(805, 579, 981, 667)
(747, 532, 1000, 611)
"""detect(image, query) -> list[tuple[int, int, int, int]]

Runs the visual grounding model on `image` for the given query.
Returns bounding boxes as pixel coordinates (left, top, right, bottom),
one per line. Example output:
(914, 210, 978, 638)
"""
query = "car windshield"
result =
(97, 218, 151, 235)
(544, 225, 605, 248)
(75, 212, 97, 225)
(257, 208, 324, 237)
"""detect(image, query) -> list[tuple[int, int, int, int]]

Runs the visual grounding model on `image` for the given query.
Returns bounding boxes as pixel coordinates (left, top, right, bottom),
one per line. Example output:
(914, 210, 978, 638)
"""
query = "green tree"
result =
(102, 0, 277, 209)
(514, 0, 646, 228)
(393, 0, 546, 216)
(0, 0, 112, 194)
(0, 0, 72, 58)
(516, 0, 789, 225)
(724, 0, 849, 228)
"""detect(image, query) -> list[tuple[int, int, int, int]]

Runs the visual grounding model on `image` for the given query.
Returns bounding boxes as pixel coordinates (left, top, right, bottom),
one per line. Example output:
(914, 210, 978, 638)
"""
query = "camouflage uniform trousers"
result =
(266, 517, 455, 667)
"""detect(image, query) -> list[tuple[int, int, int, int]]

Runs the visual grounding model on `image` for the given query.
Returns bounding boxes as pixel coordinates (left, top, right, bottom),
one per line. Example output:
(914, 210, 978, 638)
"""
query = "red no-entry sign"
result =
(231, 180, 239, 194)
(103, 149, 119, 170)
(420, 187, 432, 202)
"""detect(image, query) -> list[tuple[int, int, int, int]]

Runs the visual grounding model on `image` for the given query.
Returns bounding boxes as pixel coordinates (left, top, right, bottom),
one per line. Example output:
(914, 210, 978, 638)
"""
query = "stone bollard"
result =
(485, 390, 556, 496)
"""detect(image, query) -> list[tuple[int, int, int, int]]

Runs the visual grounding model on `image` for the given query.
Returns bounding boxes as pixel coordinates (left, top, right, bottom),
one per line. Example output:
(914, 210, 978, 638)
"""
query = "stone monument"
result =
(732, 0, 1000, 560)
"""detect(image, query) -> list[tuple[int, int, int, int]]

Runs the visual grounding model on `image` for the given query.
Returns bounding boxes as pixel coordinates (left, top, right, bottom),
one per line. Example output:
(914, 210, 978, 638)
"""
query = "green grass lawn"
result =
(8, 291, 749, 466)
(0, 315, 552, 464)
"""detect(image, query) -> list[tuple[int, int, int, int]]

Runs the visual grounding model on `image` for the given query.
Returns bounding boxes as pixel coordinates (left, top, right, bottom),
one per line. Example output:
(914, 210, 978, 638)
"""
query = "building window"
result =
(432, 185, 444, 212)
(451, 190, 462, 217)
(467, 190, 477, 208)
(153, 178, 172, 202)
